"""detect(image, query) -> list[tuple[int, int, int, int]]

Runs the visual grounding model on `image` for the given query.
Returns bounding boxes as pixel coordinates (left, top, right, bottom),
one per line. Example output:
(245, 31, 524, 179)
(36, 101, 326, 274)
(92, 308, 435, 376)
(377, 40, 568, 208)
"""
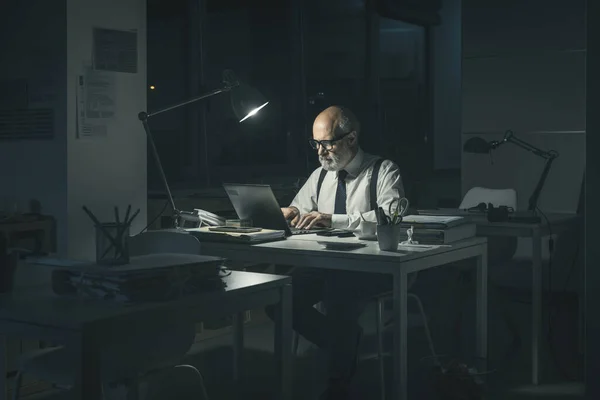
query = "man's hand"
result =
(295, 211, 332, 229)
(281, 207, 300, 226)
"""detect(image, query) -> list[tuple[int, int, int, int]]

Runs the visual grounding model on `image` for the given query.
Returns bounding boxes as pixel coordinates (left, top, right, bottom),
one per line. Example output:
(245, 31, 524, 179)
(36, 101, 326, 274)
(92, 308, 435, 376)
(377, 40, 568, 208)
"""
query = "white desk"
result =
(196, 234, 488, 400)
(420, 211, 580, 385)
(0, 267, 292, 400)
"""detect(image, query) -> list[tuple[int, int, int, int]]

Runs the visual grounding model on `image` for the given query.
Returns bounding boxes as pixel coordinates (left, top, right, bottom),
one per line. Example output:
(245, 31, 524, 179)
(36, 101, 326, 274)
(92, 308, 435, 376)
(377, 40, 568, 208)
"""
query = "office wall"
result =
(461, 0, 586, 214)
(0, 0, 146, 258)
(0, 0, 69, 253)
(461, 0, 585, 266)
(66, 0, 147, 259)
(432, 0, 461, 170)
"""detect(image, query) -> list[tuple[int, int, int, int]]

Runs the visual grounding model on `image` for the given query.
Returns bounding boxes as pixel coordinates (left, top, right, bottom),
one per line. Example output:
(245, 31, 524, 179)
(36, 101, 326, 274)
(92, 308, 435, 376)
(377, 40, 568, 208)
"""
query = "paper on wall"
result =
(76, 67, 116, 138)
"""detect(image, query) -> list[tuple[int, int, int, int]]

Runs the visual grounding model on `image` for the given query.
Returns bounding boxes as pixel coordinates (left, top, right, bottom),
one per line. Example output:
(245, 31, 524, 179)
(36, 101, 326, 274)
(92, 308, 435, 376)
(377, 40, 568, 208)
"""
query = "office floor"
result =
(23, 272, 584, 400)
(185, 290, 584, 400)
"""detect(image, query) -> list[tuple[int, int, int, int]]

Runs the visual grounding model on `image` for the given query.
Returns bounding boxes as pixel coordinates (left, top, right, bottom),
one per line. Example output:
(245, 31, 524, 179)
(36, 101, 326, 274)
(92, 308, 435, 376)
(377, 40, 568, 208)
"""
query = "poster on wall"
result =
(93, 28, 138, 74)
(76, 67, 116, 138)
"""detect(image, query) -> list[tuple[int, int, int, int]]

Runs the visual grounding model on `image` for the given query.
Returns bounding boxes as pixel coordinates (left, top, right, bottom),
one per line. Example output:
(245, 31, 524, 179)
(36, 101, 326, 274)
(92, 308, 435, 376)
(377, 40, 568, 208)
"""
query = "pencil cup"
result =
(95, 222, 129, 265)
(377, 224, 402, 251)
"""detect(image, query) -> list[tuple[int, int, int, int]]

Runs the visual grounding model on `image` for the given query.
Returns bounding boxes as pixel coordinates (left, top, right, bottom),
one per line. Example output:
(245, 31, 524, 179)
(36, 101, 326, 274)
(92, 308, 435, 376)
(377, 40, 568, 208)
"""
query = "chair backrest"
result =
(460, 186, 518, 265)
(459, 187, 518, 210)
(123, 230, 202, 372)
(129, 230, 202, 256)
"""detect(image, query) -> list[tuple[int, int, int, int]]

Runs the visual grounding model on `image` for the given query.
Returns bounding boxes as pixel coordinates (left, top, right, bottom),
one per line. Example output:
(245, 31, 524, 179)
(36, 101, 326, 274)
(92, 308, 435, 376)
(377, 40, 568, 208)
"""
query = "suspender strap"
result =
(316, 168, 328, 204)
(370, 158, 384, 210)
(315, 158, 385, 210)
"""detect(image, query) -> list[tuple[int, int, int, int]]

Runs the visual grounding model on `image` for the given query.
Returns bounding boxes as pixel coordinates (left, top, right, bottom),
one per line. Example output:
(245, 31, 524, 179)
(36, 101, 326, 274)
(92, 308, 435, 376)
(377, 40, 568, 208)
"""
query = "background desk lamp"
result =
(138, 69, 269, 229)
(463, 130, 559, 217)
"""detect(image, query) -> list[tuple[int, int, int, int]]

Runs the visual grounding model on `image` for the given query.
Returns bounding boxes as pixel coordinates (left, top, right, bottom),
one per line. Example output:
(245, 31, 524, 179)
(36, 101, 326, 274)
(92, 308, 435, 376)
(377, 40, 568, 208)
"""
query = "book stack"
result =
(37, 254, 227, 302)
(398, 215, 476, 245)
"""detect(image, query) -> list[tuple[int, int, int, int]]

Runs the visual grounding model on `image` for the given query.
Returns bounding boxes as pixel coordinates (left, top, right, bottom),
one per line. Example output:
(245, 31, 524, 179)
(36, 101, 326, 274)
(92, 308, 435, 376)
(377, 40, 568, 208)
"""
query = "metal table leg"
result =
(531, 230, 543, 384)
(232, 312, 244, 397)
(274, 284, 293, 400)
(392, 271, 408, 400)
(71, 332, 102, 400)
(475, 243, 488, 371)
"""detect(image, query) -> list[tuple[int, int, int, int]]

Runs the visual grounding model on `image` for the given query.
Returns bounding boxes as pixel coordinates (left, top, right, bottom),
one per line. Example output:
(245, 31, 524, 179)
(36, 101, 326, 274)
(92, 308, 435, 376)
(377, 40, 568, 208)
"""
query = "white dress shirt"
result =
(290, 148, 405, 230)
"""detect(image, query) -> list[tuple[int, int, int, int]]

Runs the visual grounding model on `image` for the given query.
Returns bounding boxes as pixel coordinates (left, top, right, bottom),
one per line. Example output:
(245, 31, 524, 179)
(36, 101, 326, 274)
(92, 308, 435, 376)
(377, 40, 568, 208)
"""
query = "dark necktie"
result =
(334, 170, 348, 214)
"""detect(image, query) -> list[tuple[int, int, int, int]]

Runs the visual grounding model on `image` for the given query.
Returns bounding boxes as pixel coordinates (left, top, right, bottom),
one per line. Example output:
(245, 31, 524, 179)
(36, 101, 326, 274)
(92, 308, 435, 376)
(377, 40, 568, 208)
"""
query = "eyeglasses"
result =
(308, 131, 353, 151)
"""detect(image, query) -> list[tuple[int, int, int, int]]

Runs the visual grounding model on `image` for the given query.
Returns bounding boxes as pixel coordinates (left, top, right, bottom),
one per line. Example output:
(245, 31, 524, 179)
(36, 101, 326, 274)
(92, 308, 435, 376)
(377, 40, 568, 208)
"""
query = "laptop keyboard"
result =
(290, 227, 326, 235)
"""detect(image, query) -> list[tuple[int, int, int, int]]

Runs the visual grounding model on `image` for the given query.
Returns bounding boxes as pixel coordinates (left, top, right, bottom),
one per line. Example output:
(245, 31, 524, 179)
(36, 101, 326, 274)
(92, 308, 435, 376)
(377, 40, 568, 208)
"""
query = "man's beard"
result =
(319, 145, 353, 171)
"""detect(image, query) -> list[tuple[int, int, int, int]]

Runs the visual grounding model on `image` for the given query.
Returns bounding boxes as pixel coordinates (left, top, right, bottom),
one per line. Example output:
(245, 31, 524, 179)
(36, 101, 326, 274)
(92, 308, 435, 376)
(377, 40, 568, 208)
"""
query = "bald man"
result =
(274, 106, 405, 399)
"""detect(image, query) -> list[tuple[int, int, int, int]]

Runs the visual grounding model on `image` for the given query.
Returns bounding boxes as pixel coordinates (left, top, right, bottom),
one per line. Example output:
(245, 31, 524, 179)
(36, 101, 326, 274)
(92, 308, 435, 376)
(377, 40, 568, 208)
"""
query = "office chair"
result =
(12, 231, 207, 400)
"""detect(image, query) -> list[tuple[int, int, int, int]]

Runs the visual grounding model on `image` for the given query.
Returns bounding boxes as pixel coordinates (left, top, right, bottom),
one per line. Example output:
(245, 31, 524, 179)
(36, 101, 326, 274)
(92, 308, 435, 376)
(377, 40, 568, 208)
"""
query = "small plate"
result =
(317, 241, 367, 251)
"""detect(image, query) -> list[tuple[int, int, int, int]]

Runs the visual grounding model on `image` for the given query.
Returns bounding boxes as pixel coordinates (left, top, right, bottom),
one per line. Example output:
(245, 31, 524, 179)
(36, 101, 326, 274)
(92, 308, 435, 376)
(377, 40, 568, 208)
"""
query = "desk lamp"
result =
(463, 130, 559, 217)
(138, 70, 269, 229)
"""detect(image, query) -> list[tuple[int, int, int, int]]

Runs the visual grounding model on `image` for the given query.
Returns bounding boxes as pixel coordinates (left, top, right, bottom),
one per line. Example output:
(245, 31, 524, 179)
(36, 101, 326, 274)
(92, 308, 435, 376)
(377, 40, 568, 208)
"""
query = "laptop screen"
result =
(223, 184, 292, 235)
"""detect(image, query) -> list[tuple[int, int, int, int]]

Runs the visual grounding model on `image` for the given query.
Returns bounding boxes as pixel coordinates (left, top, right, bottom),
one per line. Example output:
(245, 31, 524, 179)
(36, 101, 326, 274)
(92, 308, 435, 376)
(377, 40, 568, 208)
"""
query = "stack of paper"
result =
(34, 254, 227, 302)
(399, 215, 467, 229)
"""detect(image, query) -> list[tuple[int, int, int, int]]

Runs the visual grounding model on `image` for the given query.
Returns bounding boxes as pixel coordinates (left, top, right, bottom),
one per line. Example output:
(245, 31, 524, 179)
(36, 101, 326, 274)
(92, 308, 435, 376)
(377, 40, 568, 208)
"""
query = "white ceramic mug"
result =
(355, 221, 377, 239)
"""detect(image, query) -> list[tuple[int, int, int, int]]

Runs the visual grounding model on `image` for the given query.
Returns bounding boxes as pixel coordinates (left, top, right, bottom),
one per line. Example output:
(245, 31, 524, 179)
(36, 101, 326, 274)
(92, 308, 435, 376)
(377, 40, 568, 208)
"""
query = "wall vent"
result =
(0, 108, 54, 141)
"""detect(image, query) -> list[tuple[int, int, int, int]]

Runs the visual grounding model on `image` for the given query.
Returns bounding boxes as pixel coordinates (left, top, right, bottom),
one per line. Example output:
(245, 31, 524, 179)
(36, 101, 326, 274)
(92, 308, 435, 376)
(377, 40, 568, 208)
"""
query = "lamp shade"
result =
(230, 83, 269, 123)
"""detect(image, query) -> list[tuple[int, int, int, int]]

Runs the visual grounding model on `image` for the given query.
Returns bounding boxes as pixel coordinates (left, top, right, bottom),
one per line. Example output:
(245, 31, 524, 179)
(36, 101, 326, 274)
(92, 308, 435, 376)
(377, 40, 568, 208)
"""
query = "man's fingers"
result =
(306, 215, 320, 229)
(297, 214, 315, 229)
(291, 214, 300, 226)
(296, 215, 307, 229)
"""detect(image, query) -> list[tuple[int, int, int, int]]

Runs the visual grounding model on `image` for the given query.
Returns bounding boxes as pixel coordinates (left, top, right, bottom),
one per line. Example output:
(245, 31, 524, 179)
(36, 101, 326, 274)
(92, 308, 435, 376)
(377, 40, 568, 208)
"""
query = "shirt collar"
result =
(343, 148, 364, 178)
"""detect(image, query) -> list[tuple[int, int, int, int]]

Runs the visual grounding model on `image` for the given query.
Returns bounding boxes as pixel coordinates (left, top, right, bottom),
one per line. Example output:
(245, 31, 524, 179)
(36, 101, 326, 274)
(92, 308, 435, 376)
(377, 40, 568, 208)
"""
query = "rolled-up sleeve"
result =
(289, 168, 321, 213)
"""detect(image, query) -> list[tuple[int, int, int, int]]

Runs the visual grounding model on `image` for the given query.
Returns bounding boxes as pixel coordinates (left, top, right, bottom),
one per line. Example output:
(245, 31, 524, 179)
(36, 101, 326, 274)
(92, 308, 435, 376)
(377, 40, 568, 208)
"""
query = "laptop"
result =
(222, 183, 329, 236)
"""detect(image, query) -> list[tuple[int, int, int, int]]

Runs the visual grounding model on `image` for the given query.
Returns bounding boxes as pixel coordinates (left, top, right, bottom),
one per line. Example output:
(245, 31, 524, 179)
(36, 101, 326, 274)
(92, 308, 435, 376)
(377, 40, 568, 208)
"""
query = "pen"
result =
(378, 207, 387, 225)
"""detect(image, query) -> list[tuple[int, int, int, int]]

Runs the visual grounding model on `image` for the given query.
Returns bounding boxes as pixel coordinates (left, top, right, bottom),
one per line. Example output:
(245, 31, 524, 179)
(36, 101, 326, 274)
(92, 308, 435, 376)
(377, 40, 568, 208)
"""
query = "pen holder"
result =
(377, 224, 402, 251)
(95, 222, 129, 265)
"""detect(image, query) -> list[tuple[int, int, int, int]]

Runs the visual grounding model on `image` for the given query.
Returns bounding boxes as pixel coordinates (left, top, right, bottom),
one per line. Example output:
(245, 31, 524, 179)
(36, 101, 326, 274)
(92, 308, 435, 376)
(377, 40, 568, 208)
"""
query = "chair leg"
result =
(408, 294, 439, 366)
(376, 298, 385, 400)
(12, 371, 22, 400)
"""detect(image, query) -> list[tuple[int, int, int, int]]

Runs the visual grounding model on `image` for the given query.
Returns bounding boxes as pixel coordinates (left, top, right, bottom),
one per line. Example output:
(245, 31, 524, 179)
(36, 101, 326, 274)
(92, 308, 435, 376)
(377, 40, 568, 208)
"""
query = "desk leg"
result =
(392, 270, 408, 400)
(531, 230, 543, 385)
(232, 312, 245, 394)
(274, 284, 293, 400)
(475, 244, 488, 371)
(71, 332, 102, 400)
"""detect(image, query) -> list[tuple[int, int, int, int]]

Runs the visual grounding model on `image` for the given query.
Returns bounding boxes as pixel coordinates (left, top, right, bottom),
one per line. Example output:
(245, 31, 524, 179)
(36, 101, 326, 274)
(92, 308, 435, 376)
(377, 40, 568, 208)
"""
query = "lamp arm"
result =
(527, 156, 556, 212)
(137, 83, 236, 228)
(505, 132, 557, 159)
(144, 84, 236, 119)
(498, 130, 559, 212)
